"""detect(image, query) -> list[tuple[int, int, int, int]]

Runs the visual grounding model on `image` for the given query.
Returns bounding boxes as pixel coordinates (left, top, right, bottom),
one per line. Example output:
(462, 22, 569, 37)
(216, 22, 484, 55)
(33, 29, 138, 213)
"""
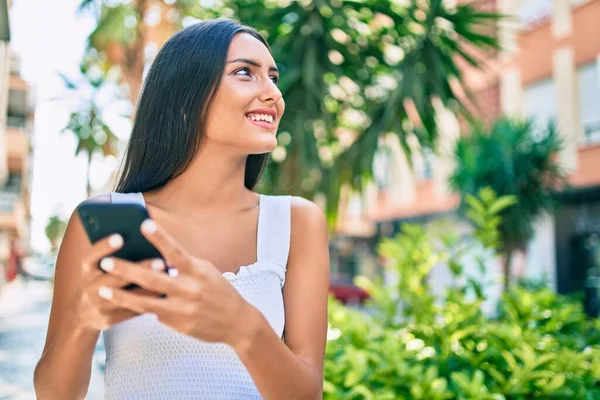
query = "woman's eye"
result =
(235, 68, 251, 77)
(234, 67, 278, 84)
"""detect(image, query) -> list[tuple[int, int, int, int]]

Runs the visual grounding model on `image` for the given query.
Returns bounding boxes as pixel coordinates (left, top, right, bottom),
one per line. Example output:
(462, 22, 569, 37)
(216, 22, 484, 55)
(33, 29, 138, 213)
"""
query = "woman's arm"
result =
(232, 196, 330, 400)
(34, 194, 110, 399)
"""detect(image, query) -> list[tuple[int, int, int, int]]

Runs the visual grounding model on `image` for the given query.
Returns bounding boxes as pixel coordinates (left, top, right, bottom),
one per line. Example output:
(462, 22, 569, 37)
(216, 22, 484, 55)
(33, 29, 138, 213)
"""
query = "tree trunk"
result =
(106, 43, 125, 65)
(124, 0, 148, 107)
(335, 184, 350, 233)
(503, 246, 514, 292)
(86, 152, 93, 198)
(515, 242, 528, 280)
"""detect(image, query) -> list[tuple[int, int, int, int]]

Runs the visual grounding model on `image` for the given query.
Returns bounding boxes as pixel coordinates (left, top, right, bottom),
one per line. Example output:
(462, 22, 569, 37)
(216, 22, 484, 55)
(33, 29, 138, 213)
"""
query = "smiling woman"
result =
(33, 19, 329, 400)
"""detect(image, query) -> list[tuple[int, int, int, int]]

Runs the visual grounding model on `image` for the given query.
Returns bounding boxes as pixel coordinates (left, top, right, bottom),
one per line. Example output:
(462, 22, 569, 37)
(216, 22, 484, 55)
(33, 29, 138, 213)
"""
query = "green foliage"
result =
(88, 3, 139, 49)
(324, 188, 600, 399)
(59, 52, 128, 196)
(45, 215, 67, 250)
(464, 187, 517, 251)
(449, 117, 566, 288)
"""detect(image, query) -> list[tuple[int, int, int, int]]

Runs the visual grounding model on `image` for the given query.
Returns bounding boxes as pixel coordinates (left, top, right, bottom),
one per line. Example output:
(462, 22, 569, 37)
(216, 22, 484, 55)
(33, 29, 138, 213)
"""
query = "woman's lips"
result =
(246, 115, 275, 129)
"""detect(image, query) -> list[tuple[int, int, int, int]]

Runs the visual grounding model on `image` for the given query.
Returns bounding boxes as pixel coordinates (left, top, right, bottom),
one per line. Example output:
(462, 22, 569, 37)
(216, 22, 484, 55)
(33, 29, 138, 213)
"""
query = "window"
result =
(6, 116, 26, 128)
(577, 61, 600, 145)
(373, 146, 392, 189)
(517, 0, 552, 29)
(7, 89, 27, 118)
(524, 78, 558, 138)
(416, 147, 434, 181)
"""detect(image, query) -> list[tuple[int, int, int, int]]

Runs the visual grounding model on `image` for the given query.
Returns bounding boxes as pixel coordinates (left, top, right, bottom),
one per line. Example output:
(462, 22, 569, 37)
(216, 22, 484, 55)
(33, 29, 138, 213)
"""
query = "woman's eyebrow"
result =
(226, 58, 279, 72)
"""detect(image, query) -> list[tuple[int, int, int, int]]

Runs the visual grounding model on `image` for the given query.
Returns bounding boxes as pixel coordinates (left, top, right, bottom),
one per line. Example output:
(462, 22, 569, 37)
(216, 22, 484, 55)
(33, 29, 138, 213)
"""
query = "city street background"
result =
(1, 0, 599, 398)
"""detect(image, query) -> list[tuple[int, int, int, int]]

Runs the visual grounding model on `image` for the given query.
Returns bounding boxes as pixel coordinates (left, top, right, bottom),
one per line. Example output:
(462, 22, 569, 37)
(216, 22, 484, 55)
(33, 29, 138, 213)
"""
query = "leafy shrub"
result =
(324, 188, 600, 399)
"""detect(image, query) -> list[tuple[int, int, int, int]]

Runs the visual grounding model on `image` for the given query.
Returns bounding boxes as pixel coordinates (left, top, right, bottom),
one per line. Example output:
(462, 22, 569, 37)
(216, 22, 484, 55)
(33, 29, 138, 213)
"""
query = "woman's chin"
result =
(248, 137, 278, 154)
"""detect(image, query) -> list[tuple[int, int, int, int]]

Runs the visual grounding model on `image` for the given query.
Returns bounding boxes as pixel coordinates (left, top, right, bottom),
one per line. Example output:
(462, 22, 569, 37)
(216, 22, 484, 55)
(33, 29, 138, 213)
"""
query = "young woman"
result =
(34, 19, 330, 399)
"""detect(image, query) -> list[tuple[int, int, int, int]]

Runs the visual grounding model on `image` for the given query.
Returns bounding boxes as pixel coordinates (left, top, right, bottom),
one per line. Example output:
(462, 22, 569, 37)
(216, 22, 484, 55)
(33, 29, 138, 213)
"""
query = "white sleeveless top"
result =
(103, 192, 291, 399)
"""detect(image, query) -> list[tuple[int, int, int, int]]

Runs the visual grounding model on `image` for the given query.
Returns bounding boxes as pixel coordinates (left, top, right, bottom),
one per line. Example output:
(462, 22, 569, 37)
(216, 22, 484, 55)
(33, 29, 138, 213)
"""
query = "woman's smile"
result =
(245, 108, 277, 130)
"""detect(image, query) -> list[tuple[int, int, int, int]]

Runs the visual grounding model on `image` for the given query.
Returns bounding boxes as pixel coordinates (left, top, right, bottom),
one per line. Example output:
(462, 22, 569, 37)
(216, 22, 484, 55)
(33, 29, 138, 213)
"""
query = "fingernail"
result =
(109, 234, 123, 248)
(151, 258, 165, 271)
(141, 219, 157, 234)
(168, 267, 179, 278)
(100, 258, 115, 272)
(98, 286, 113, 300)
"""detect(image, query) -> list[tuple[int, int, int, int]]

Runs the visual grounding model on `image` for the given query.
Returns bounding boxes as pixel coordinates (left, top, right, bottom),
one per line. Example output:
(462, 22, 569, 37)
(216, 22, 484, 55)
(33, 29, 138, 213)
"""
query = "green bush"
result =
(324, 188, 600, 399)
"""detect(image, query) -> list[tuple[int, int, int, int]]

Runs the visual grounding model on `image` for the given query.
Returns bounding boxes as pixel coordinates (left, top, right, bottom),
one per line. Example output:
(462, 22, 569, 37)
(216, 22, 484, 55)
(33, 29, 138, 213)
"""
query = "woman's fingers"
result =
(140, 219, 217, 279)
(81, 233, 124, 274)
(99, 286, 173, 316)
(98, 257, 189, 296)
(140, 220, 194, 274)
(94, 258, 168, 293)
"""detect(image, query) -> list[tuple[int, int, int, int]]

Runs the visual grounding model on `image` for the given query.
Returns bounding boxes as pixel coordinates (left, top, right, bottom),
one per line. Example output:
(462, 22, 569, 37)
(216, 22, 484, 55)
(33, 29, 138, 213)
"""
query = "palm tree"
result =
(78, 0, 501, 222)
(59, 54, 127, 197)
(80, 0, 209, 104)
(449, 117, 566, 290)
(45, 215, 67, 251)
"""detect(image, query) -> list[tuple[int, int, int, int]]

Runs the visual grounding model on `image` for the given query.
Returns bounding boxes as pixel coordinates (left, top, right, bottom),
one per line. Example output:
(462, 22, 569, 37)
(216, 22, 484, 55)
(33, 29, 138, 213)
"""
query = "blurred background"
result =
(0, 0, 599, 398)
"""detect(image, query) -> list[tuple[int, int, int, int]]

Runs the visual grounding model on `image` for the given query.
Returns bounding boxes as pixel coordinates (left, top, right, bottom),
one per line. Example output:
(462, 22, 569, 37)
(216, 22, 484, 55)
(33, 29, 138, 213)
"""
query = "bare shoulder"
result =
(290, 196, 328, 236)
(288, 196, 329, 265)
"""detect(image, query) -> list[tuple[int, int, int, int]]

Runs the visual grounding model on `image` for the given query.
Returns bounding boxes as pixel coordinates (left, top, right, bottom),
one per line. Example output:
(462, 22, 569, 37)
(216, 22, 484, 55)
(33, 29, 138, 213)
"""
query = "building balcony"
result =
(8, 74, 27, 91)
(583, 119, 600, 146)
(516, 0, 600, 85)
(371, 180, 460, 222)
(5, 127, 29, 174)
(569, 144, 600, 189)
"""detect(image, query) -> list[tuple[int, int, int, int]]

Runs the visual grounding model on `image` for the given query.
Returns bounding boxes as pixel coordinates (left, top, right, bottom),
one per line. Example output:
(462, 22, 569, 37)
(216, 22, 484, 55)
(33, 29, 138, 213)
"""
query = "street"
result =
(0, 277, 105, 399)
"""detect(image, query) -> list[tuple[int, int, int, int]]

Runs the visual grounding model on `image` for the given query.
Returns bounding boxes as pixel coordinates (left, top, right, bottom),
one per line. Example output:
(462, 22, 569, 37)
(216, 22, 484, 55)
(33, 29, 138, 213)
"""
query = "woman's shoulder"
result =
(257, 193, 326, 232)
(289, 196, 327, 235)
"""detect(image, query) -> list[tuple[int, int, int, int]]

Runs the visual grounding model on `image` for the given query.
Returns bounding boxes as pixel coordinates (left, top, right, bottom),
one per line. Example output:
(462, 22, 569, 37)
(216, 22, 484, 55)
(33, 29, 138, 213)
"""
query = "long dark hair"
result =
(115, 19, 270, 194)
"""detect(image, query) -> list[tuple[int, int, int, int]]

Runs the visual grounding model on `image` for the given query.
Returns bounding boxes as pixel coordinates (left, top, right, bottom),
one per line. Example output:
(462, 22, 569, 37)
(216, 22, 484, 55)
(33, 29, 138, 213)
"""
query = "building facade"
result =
(338, 0, 600, 296)
(0, 0, 33, 285)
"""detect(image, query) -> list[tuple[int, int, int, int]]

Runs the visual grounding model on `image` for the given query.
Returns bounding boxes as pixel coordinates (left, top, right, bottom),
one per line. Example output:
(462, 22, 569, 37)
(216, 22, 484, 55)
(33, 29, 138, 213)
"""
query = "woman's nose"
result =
(258, 81, 282, 104)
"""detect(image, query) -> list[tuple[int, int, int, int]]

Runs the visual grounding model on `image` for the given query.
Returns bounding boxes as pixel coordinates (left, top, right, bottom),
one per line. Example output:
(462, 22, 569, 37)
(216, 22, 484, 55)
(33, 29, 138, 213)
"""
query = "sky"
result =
(10, 0, 120, 251)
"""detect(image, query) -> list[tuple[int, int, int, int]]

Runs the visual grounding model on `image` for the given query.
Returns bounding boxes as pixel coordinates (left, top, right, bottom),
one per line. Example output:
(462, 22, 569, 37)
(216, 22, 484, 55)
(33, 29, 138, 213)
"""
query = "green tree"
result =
(449, 117, 566, 290)
(45, 215, 67, 251)
(59, 54, 127, 197)
(79, 0, 208, 104)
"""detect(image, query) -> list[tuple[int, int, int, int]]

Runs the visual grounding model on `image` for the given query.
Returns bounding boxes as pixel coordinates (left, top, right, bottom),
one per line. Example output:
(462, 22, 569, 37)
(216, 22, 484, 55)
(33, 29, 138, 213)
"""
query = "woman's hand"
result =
(72, 233, 161, 333)
(96, 219, 255, 347)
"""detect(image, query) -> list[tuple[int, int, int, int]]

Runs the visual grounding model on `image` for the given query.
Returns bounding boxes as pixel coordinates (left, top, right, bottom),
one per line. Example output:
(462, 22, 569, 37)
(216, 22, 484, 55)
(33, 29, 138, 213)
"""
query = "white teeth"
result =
(248, 113, 274, 123)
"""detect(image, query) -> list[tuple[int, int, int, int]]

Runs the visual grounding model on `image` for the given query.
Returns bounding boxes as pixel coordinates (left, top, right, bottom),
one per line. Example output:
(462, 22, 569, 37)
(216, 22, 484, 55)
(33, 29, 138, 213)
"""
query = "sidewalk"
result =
(0, 277, 105, 399)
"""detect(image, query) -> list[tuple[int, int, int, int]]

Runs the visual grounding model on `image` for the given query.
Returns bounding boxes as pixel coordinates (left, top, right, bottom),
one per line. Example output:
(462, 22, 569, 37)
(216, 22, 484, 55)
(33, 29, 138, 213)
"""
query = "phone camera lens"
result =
(87, 216, 100, 232)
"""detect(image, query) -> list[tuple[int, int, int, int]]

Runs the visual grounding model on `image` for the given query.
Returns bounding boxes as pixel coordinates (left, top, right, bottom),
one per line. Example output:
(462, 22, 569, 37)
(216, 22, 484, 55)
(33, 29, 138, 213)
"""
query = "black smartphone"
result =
(78, 202, 164, 289)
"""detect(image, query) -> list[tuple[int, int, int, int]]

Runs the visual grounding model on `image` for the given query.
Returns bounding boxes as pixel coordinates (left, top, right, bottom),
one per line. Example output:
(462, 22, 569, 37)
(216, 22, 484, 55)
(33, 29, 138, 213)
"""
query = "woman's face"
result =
(203, 33, 285, 154)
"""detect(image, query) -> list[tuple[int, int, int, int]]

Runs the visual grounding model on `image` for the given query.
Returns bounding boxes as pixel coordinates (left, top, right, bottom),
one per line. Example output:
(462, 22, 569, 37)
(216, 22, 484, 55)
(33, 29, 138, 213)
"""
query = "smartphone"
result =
(78, 202, 163, 289)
